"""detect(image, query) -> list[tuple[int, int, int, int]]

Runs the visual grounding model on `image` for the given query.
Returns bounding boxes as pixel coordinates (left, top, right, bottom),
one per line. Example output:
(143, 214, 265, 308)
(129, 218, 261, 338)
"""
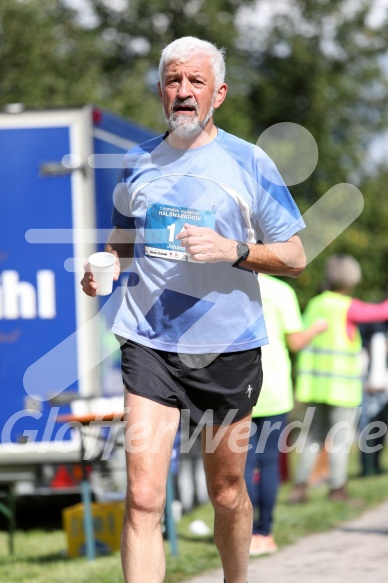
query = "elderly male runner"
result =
(82, 37, 306, 583)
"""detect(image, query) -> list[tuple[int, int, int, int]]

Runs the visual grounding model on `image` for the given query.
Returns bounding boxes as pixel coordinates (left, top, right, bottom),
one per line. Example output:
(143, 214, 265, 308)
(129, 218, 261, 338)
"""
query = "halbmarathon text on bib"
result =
(144, 203, 216, 262)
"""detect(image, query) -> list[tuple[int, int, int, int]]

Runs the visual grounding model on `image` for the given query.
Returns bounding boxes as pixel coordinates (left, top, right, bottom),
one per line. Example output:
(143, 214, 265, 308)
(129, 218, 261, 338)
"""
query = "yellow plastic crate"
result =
(62, 501, 125, 557)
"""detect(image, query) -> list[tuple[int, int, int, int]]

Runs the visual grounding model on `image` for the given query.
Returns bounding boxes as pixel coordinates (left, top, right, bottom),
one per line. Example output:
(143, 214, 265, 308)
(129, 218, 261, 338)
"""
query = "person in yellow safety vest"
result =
(289, 254, 388, 502)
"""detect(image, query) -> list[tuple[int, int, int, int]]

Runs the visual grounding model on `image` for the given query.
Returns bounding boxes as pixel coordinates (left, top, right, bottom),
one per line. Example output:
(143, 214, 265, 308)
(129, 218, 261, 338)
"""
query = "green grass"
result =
(0, 447, 387, 583)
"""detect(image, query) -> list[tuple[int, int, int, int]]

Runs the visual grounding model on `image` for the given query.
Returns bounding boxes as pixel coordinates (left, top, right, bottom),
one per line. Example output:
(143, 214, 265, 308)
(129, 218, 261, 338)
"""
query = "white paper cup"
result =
(88, 252, 116, 296)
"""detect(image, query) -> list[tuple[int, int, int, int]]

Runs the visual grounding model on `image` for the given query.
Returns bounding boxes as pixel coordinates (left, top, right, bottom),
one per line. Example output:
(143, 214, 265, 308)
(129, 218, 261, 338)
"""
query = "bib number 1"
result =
(144, 203, 216, 262)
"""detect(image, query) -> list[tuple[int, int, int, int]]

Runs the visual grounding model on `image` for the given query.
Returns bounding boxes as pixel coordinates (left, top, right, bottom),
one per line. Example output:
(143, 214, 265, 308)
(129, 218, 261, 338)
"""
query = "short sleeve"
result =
(253, 148, 306, 243)
(111, 172, 136, 229)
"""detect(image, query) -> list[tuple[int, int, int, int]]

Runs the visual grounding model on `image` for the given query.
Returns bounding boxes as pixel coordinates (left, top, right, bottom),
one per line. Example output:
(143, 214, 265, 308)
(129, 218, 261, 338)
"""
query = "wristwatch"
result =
(233, 241, 250, 266)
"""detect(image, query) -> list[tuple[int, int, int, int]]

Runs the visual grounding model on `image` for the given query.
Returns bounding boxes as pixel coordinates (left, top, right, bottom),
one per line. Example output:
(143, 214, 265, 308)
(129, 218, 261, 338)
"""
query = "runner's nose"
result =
(176, 77, 194, 100)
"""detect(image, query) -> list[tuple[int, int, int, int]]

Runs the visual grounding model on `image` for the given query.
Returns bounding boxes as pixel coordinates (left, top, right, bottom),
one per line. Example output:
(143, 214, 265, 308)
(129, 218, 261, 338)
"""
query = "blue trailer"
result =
(0, 106, 155, 497)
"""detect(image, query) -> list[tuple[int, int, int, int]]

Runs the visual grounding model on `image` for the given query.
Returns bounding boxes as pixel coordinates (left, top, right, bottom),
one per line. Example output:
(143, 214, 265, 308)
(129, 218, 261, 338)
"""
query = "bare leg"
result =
(121, 392, 180, 583)
(202, 411, 252, 583)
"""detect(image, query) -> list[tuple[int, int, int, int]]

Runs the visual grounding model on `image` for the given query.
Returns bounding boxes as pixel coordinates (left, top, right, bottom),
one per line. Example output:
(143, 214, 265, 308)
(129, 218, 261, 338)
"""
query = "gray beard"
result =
(165, 104, 215, 137)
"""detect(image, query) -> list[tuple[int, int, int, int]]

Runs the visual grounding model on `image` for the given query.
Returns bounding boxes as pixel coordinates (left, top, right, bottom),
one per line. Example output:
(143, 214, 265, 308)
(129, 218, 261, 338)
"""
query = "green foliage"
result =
(237, 0, 388, 306)
(0, 0, 106, 107)
(242, 1, 388, 159)
(0, 0, 256, 131)
(353, 167, 388, 301)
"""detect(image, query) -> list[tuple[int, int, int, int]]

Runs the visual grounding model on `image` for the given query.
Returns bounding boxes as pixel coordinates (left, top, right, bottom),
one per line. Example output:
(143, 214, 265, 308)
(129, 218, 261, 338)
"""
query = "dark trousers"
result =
(360, 401, 388, 475)
(244, 413, 287, 536)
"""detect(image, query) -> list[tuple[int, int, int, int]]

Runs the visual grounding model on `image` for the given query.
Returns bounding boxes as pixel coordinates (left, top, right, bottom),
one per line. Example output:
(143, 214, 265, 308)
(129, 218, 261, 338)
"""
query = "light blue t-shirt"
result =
(111, 129, 305, 354)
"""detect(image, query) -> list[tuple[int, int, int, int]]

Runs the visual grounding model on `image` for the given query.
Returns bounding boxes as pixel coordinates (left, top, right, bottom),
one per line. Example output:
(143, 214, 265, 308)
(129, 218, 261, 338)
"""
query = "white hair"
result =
(159, 36, 226, 89)
(324, 254, 362, 290)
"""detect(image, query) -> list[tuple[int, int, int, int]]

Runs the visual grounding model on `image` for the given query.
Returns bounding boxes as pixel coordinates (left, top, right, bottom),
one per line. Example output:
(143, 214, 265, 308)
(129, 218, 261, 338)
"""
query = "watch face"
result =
(237, 242, 250, 258)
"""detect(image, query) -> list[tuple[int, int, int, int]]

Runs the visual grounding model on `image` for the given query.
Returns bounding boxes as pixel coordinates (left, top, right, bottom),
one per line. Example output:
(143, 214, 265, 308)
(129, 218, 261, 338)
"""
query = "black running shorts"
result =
(119, 339, 263, 426)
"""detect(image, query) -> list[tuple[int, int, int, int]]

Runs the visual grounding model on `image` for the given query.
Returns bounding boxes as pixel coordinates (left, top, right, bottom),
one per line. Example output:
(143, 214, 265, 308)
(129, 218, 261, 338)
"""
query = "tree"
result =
(0, 0, 256, 133)
(238, 0, 388, 304)
(0, 0, 105, 107)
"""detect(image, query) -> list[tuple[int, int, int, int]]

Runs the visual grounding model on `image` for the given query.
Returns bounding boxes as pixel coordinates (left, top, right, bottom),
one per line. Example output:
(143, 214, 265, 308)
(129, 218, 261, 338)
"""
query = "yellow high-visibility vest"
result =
(296, 291, 362, 407)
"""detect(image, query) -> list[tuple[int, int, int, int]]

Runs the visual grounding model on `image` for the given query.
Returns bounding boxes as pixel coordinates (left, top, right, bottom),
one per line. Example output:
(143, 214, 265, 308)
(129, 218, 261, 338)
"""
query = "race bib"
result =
(144, 203, 216, 262)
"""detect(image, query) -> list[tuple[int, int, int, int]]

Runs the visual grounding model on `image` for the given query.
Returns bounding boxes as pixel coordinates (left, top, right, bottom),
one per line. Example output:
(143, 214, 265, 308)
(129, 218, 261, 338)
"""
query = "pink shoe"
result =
(249, 534, 278, 557)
